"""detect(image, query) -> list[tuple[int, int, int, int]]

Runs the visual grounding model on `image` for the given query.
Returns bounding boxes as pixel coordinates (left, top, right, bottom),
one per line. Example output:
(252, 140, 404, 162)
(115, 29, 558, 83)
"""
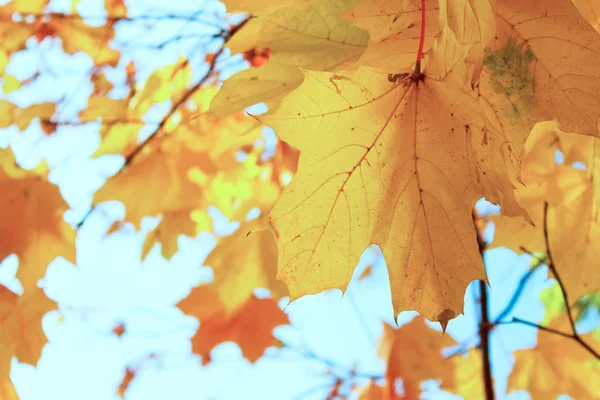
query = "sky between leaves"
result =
(1, 0, 600, 398)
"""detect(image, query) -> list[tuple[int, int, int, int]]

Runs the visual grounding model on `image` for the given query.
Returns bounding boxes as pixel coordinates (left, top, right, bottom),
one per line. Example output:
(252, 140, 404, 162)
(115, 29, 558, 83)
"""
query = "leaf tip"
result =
(438, 309, 456, 334)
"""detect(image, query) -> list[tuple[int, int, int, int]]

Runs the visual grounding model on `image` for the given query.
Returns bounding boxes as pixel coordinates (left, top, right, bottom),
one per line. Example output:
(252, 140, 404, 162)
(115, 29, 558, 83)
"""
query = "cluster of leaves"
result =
(1, 0, 600, 398)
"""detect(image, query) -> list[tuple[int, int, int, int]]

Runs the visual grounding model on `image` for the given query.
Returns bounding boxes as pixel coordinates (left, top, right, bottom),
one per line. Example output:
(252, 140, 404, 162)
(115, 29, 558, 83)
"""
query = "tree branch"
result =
(76, 17, 249, 229)
(472, 210, 495, 400)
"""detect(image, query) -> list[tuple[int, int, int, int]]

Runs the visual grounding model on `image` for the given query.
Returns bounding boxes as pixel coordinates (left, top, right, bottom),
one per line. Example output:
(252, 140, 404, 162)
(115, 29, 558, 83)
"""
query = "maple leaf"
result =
(214, 0, 369, 114)
(436, 0, 496, 86)
(0, 286, 56, 379)
(141, 208, 205, 260)
(501, 121, 600, 302)
(46, 18, 120, 66)
(176, 222, 288, 362)
(0, 148, 75, 292)
(447, 349, 484, 399)
(227, 0, 369, 71)
(208, 62, 304, 117)
(178, 291, 288, 363)
(476, 0, 600, 164)
(261, 65, 512, 323)
(377, 317, 456, 399)
(0, 101, 56, 131)
(339, 0, 440, 72)
(205, 225, 288, 310)
(93, 141, 214, 229)
(507, 315, 600, 398)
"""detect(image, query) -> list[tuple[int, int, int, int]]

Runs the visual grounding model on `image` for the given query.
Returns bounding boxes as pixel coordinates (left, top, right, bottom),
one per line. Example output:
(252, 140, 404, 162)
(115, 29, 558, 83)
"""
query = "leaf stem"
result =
(414, 0, 426, 75)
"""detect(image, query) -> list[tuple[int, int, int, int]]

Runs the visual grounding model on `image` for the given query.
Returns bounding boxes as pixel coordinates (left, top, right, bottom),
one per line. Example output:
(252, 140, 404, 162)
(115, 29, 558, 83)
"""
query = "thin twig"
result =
(508, 317, 573, 339)
(493, 264, 540, 324)
(542, 202, 576, 330)
(502, 317, 600, 359)
(537, 202, 600, 359)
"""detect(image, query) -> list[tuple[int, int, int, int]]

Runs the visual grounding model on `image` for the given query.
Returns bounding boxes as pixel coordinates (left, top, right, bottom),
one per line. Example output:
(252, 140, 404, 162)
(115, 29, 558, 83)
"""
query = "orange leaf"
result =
(0, 148, 75, 292)
(377, 317, 456, 399)
(178, 291, 288, 363)
(0, 286, 56, 379)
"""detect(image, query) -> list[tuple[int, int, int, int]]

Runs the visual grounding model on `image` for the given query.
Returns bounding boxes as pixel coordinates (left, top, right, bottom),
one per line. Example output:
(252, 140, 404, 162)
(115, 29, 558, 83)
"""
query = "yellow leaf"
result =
(339, 0, 439, 72)
(448, 349, 484, 400)
(0, 148, 75, 292)
(131, 58, 192, 114)
(208, 62, 304, 117)
(52, 18, 120, 66)
(141, 208, 202, 260)
(0, 101, 56, 130)
(478, 0, 600, 167)
(227, 0, 369, 71)
(510, 121, 600, 303)
(262, 67, 502, 322)
(1, 0, 49, 13)
(93, 121, 145, 157)
(93, 142, 214, 228)
(204, 224, 288, 312)
(2, 75, 20, 94)
(508, 315, 600, 398)
(488, 215, 545, 253)
(80, 96, 129, 122)
(438, 0, 496, 85)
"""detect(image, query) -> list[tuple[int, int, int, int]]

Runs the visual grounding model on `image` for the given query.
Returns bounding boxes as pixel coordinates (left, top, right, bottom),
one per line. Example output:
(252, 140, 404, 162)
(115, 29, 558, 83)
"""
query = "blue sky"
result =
(0, 0, 579, 399)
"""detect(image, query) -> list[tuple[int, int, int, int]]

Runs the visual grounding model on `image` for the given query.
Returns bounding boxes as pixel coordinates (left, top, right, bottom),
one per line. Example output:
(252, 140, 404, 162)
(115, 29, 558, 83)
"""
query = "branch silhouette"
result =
(472, 210, 495, 400)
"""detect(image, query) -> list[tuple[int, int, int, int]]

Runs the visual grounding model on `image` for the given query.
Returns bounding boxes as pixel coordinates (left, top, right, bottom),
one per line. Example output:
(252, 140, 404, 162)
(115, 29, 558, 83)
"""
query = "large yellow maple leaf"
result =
(507, 315, 600, 398)
(261, 65, 519, 323)
(0, 148, 75, 291)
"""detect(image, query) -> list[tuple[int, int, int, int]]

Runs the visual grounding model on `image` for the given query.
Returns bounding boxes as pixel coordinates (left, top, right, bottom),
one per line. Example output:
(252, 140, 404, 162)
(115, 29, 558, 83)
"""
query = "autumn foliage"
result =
(1, 0, 600, 399)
